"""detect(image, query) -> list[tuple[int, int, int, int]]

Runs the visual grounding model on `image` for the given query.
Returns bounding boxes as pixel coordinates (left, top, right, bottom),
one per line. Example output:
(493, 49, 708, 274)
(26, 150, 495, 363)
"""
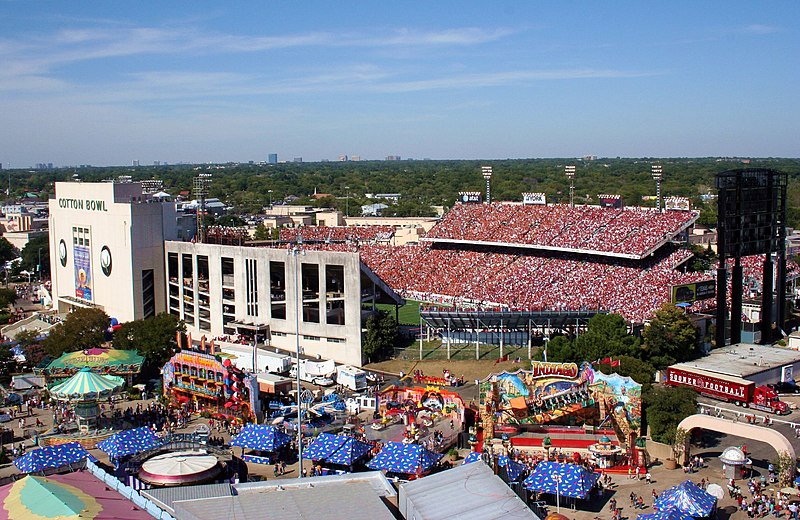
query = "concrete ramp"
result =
(678, 414, 795, 461)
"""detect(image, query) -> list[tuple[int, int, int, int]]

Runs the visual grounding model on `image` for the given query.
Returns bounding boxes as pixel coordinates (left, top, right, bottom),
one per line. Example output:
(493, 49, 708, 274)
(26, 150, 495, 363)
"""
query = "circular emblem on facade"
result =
(100, 246, 112, 276)
(58, 239, 67, 267)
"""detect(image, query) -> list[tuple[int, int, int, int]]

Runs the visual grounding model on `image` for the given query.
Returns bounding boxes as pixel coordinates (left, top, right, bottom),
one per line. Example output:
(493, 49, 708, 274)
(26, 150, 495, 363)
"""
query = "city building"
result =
(268, 153, 278, 164)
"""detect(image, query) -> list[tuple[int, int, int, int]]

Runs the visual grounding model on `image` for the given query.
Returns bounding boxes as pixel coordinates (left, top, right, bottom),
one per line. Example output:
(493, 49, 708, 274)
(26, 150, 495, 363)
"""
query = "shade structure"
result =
(462, 451, 482, 465)
(14, 442, 92, 474)
(637, 509, 695, 520)
(367, 442, 442, 475)
(230, 424, 291, 452)
(654, 480, 716, 517)
(302, 433, 372, 466)
(498, 455, 528, 482)
(49, 367, 124, 400)
(523, 461, 599, 499)
(97, 426, 163, 459)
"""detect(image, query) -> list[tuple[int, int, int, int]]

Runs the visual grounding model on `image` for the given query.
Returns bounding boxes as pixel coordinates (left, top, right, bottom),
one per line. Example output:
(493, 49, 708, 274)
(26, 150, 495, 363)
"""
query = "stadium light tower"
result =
(288, 244, 305, 478)
(651, 164, 663, 212)
(481, 166, 493, 204)
(564, 165, 576, 208)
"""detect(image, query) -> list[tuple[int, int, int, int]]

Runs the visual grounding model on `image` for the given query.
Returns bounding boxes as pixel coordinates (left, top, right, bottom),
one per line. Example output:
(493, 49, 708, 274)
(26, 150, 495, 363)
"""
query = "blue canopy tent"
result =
(14, 442, 94, 474)
(654, 480, 716, 517)
(230, 424, 291, 452)
(523, 461, 599, 499)
(498, 455, 528, 483)
(638, 509, 695, 520)
(462, 451, 482, 465)
(97, 427, 163, 460)
(367, 442, 442, 475)
(303, 433, 372, 466)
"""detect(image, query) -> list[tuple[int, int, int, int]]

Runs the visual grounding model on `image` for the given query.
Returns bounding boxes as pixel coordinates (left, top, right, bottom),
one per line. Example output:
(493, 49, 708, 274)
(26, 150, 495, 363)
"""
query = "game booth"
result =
(479, 361, 642, 470)
(162, 338, 261, 423)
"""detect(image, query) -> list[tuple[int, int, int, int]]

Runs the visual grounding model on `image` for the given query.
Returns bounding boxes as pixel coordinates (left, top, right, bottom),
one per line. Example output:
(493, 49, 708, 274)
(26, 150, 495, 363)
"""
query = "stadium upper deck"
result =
(422, 202, 698, 260)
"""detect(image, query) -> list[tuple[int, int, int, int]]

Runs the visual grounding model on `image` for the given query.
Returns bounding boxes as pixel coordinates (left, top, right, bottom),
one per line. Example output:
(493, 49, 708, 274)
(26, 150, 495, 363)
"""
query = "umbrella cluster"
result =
(652, 480, 717, 518)
(97, 427, 164, 459)
(302, 433, 372, 466)
(367, 442, 442, 475)
(523, 461, 599, 499)
(230, 424, 291, 451)
(14, 442, 93, 474)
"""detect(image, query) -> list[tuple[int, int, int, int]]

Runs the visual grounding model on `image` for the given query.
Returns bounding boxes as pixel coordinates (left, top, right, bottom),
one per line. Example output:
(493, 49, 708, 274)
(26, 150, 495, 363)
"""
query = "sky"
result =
(0, 1, 798, 167)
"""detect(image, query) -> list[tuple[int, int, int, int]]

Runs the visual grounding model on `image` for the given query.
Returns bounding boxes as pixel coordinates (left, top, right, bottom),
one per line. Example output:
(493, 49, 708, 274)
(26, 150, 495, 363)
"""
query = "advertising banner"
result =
(523, 193, 546, 205)
(73, 244, 93, 302)
(671, 280, 715, 304)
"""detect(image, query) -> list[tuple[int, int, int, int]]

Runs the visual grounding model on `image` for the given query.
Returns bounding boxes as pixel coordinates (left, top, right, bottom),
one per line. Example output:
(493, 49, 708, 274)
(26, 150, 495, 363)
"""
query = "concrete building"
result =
(165, 241, 403, 366)
(48, 181, 179, 322)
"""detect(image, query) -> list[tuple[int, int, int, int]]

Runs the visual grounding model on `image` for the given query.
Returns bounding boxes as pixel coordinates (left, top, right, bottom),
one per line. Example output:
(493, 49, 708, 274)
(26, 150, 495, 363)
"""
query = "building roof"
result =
(142, 483, 234, 514)
(672, 343, 800, 379)
(399, 462, 540, 520)
(172, 473, 396, 520)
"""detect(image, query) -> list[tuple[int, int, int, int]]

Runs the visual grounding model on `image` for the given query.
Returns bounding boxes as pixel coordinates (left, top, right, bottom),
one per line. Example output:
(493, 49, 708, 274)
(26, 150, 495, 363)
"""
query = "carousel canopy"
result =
(230, 424, 291, 452)
(523, 461, 599, 499)
(97, 427, 163, 459)
(498, 455, 528, 482)
(303, 433, 372, 466)
(50, 367, 124, 400)
(366, 442, 442, 475)
(14, 442, 93, 474)
(45, 348, 144, 375)
(654, 480, 716, 517)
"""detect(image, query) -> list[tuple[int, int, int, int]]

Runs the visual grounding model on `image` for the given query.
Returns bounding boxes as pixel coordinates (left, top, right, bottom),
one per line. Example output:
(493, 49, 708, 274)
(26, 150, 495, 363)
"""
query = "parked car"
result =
(768, 381, 800, 394)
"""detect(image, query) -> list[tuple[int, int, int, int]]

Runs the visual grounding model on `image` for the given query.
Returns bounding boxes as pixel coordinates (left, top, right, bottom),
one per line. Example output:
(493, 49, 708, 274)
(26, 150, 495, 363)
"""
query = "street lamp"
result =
(553, 474, 563, 514)
(344, 186, 350, 218)
(651, 164, 663, 213)
(481, 166, 493, 204)
(288, 245, 305, 478)
(564, 165, 576, 208)
(268, 190, 273, 209)
(37, 247, 43, 281)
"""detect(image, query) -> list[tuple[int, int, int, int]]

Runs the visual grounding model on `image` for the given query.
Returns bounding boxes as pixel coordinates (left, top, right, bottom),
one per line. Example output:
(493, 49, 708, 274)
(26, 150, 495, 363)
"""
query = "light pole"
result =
(481, 166, 493, 204)
(288, 245, 304, 478)
(651, 164, 663, 212)
(553, 473, 563, 514)
(344, 186, 350, 218)
(268, 190, 273, 209)
(565, 165, 576, 208)
(37, 248, 42, 281)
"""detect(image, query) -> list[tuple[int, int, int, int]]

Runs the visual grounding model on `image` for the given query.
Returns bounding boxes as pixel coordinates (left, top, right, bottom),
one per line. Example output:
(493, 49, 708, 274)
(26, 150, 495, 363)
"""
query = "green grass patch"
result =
(364, 299, 452, 325)
(393, 339, 531, 361)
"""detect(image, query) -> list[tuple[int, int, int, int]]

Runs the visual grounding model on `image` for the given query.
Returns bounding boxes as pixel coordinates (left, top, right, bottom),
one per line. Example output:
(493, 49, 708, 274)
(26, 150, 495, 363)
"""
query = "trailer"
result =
(220, 345, 292, 374)
(336, 365, 368, 391)
(665, 366, 788, 415)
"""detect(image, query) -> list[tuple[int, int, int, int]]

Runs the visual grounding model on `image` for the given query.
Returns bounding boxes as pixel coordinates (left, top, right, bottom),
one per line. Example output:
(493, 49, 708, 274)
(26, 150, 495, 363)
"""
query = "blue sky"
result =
(1, 1, 797, 167)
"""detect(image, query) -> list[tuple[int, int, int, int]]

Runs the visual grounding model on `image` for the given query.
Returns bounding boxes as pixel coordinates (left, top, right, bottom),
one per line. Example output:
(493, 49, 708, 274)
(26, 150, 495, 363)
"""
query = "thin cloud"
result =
(742, 24, 780, 35)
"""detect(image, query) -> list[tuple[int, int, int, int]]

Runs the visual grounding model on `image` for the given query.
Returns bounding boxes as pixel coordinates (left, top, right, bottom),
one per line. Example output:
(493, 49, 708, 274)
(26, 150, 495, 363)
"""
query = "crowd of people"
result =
(425, 202, 697, 258)
(280, 225, 395, 244)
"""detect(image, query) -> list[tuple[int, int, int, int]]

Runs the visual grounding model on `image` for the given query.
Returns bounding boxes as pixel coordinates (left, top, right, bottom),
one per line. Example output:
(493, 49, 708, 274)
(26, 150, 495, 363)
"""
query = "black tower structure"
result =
(715, 168, 787, 347)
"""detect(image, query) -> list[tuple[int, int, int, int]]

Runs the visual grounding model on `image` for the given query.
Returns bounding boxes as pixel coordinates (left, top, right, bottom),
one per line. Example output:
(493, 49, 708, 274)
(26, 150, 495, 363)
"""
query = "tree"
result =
(113, 313, 184, 372)
(643, 385, 697, 445)
(253, 222, 270, 241)
(42, 308, 110, 358)
(574, 313, 640, 361)
(19, 233, 50, 277)
(771, 451, 795, 487)
(0, 288, 17, 309)
(0, 237, 16, 265)
(362, 312, 398, 364)
(609, 355, 656, 388)
(642, 303, 700, 368)
(15, 329, 47, 368)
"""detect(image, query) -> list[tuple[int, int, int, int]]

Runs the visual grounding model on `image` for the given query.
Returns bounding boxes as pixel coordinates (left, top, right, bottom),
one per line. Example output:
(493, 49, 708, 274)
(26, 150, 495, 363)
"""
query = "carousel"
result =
(39, 367, 124, 448)
(587, 435, 623, 469)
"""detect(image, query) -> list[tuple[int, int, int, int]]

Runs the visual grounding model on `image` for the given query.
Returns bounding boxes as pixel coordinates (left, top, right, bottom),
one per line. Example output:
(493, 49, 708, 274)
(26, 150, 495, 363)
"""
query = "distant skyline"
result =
(1, 1, 798, 167)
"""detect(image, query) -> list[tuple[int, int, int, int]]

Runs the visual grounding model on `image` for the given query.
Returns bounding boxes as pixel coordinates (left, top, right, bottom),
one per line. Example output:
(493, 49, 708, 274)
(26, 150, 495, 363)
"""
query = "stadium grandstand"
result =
(266, 201, 797, 346)
(279, 225, 395, 244)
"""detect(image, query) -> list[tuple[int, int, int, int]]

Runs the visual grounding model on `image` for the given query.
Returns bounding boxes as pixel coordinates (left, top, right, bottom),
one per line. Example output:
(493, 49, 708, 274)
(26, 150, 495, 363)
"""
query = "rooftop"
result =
(674, 343, 800, 379)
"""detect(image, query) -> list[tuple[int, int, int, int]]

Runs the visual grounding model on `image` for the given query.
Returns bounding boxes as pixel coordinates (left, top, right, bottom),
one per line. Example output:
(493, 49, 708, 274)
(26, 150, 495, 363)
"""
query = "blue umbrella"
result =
(654, 480, 716, 517)
(366, 442, 442, 475)
(523, 461, 599, 499)
(462, 451, 482, 465)
(303, 433, 372, 466)
(230, 424, 291, 452)
(97, 427, 164, 459)
(638, 509, 695, 520)
(14, 442, 94, 473)
(498, 455, 528, 482)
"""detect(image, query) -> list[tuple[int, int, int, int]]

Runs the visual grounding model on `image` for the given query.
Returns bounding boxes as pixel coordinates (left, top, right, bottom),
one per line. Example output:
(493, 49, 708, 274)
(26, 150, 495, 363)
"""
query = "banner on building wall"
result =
(74, 244, 93, 302)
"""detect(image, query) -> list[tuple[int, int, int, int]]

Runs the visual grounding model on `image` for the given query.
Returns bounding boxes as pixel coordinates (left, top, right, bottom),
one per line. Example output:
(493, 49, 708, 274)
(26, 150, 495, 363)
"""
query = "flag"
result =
(600, 357, 612, 364)
(611, 359, 620, 367)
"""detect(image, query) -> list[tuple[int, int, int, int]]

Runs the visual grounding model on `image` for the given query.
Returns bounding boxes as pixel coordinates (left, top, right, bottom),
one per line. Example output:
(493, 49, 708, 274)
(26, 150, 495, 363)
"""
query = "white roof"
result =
(399, 462, 540, 520)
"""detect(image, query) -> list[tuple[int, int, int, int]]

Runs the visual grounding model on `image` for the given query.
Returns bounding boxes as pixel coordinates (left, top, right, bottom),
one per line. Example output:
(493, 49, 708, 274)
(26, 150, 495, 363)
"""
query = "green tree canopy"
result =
(0, 288, 17, 309)
(42, 308, 110, 358)
(362, 312, 398, 364)
(19, 233, 50, 277)
(574, 313, 641, 361)
(0, 237, 17, 265)
(113, 313, 184, 372)
(642, 303, 700, 368)
(643, 385, 697, 444)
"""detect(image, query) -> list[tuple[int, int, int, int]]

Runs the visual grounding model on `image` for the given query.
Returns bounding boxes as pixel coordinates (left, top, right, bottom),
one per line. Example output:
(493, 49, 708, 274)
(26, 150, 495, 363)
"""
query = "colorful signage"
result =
(671, 280, 715, 304)
(74, 244, 93, 302)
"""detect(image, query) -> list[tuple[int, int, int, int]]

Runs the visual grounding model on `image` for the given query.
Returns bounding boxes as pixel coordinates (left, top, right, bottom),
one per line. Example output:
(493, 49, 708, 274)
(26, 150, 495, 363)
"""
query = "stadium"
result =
(283, 199, 798, 350)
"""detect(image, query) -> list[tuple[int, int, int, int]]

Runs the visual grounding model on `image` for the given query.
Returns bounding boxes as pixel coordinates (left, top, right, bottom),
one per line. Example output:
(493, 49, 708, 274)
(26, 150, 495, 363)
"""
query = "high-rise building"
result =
(293, 157, 303, 163)
(268, 153, 278, 164)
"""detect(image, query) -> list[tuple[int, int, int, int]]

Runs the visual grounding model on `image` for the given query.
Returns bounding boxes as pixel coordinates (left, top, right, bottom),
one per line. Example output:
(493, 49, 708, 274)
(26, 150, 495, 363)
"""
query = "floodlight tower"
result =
(564, 165, 576, 208)
(193, 173, 212, 243)
(481, 166, 493, 204)
(651, 164, 663, 212)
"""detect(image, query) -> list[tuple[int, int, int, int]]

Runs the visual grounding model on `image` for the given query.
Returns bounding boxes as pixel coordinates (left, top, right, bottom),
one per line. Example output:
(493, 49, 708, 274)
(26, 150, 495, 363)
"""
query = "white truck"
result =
(336, 365, 368, 391)
(290, 359, 336, 386)
(220, 345, 292, 375)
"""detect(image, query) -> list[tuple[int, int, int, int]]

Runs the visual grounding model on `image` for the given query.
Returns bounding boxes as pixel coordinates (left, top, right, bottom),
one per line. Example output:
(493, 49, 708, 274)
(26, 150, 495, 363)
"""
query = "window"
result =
(270, 261, 286, 320)
(303, 335, 320, 341)
(245, 258, 258, 317)
(302, 263, 320, 323)
(326, 265, 345, 325)
(327, 337, 345, 344)
(142, 269, 155, 319)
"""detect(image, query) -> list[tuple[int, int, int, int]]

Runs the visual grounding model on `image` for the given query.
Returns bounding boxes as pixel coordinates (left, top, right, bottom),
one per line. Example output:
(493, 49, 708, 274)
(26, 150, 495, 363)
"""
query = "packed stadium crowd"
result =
(279, 225, 394, 243)
(424, 202, 698, 258)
